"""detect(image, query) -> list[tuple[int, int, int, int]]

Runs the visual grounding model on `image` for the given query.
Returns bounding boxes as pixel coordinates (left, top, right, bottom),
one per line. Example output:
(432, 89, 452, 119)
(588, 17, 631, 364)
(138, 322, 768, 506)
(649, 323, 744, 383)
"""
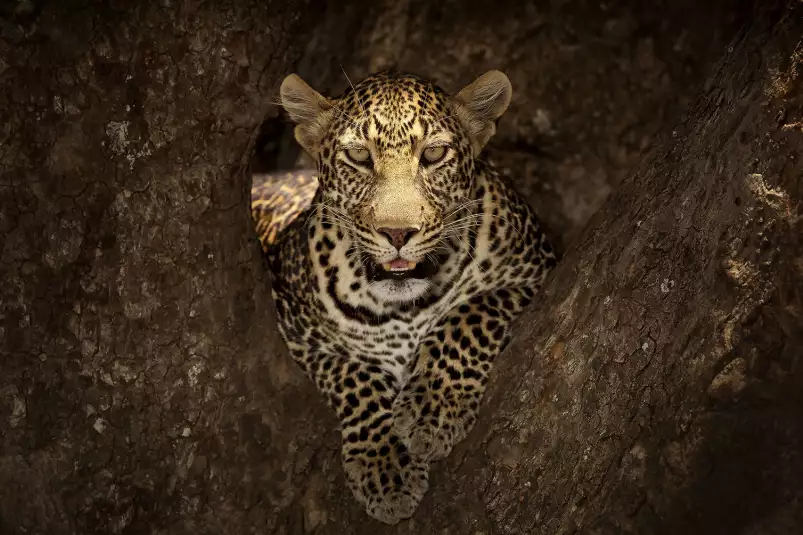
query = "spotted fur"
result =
(250, 70, 557, 524)
(251, 170, 317, 251)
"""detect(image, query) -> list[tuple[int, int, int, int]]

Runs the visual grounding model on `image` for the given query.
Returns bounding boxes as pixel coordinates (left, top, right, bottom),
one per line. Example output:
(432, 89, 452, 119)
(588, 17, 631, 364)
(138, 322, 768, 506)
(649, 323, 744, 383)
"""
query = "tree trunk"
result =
(2, 1, 802, 535)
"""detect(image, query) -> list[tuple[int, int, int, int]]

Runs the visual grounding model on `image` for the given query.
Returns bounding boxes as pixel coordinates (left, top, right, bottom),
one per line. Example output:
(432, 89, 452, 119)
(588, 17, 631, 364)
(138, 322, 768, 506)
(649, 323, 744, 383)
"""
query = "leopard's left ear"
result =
(280, 74, 334, 157)
(453, 70, 512, 153)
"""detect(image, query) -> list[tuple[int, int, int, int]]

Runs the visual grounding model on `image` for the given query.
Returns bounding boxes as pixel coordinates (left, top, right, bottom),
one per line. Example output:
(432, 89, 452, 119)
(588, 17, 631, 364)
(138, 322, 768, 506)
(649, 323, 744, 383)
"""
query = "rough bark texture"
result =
(0, 1, 328, 533)
(2, 1, 802, 535)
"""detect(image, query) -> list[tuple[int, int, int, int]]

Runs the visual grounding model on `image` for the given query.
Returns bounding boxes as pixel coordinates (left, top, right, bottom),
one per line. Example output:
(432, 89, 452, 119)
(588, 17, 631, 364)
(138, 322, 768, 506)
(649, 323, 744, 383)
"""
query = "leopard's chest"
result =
(329, 310, 440, 386)
(316, 258, 488, 386)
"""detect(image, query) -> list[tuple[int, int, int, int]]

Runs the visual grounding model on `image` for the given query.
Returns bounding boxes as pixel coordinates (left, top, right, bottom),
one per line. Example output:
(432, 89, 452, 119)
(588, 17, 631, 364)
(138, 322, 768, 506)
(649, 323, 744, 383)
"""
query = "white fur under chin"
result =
(370, 279, 432, 304)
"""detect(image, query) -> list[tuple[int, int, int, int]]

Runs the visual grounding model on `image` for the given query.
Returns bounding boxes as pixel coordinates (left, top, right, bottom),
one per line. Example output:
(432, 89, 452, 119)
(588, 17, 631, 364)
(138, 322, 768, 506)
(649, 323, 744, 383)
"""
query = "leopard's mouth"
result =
(366, 256, 440, 282)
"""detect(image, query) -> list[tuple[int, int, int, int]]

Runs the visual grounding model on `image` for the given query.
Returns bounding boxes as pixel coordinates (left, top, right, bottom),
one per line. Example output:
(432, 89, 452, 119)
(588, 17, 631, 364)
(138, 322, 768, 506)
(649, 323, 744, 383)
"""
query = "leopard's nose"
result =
(377, 227, 418, 250)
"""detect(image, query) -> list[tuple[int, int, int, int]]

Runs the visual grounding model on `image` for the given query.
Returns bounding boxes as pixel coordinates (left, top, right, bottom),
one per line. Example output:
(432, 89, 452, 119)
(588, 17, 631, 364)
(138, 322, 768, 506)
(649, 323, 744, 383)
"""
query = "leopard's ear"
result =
(453, 70, 512, 153)
(280, 74, 334, 157)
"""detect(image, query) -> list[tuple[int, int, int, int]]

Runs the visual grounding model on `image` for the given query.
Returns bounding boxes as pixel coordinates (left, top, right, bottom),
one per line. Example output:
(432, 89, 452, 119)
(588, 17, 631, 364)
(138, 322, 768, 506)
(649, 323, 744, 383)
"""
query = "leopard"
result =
(250, 69, 557, 524)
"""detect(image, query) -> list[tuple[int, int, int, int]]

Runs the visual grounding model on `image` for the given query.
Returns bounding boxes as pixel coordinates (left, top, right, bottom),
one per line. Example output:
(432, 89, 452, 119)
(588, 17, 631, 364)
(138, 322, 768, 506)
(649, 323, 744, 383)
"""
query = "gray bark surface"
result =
(1, 0, 802, 534)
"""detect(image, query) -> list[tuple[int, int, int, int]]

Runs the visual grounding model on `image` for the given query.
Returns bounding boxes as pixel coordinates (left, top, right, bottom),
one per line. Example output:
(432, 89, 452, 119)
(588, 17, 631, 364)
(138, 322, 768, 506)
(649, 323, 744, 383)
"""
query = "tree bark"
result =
(0, 1, 330, 533)
(450, 3, 803, 533)
(1, 1, 802, 535)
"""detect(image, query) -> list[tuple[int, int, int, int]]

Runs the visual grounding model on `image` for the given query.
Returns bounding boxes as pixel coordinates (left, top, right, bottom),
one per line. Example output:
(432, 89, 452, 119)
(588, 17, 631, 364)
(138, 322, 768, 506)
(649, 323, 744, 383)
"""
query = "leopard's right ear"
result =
(280, 74, 333, 157)
(453, 70, 512, 153)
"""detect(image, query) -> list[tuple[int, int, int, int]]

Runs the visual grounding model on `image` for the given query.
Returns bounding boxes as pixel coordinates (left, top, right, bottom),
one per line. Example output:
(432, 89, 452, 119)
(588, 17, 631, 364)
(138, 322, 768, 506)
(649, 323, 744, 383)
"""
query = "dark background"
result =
(253, 0, 751, 253)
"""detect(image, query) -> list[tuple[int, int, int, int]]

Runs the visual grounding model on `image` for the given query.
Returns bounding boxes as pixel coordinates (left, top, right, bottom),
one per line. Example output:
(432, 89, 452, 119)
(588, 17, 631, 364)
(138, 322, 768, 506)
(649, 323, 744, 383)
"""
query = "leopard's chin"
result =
(363, 254, 442, 303)
(369, 279, 433, 303)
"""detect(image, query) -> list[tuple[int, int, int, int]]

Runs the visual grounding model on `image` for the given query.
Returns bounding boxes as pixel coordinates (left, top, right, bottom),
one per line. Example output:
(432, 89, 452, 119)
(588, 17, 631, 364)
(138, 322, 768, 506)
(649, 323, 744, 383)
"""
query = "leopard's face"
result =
(318, 74, 476, 301)
(281, 70, 512, 303)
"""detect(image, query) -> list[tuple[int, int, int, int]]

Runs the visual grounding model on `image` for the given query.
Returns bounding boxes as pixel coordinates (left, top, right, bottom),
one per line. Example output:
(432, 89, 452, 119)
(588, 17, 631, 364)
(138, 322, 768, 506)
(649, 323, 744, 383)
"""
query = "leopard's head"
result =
(280, 70, 511, 303)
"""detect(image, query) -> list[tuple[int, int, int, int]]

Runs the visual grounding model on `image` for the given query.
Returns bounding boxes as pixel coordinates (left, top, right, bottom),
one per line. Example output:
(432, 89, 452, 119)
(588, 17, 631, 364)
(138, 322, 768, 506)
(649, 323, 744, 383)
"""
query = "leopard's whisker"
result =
(341, 65, 366, 115)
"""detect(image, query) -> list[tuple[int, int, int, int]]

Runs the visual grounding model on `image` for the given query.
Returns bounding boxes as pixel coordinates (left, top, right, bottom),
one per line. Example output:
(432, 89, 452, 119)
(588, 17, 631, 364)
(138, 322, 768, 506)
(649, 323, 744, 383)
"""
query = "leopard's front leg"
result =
(289, 345, 430, 524)
(392, 286, 534, 460)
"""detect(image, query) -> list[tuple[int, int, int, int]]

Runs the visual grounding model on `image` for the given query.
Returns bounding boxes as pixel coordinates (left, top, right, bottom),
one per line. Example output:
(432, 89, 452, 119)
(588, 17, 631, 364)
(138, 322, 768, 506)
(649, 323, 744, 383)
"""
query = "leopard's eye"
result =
(345, 148, 371, 164)
(422, 146, 447, 165)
